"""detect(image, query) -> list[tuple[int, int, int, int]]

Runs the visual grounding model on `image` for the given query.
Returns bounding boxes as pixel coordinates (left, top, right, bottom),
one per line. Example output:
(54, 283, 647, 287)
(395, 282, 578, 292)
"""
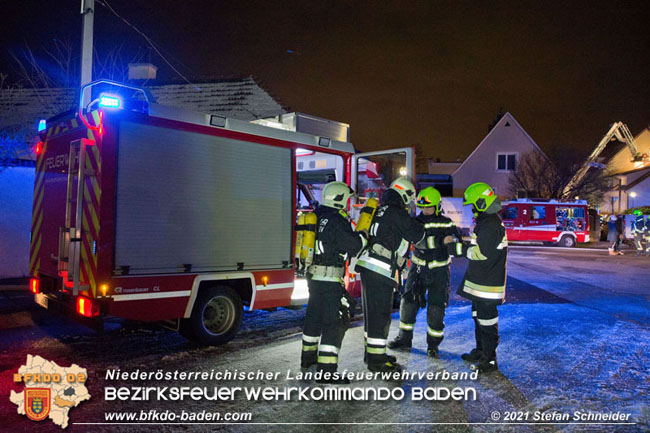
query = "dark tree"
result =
(509, 149, 609, 204)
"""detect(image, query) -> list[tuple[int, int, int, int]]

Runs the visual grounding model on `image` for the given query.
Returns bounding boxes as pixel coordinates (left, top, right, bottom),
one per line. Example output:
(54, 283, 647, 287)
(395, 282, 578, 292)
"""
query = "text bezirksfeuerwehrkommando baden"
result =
(104, 368, 478, 402)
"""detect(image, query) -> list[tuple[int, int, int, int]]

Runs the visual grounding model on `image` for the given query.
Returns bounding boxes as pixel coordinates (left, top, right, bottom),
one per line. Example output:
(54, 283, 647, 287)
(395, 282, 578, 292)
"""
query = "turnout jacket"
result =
(357, 189, 425, 280)
(412, 213, 461, 269)
(309, 205, 366, 282)
(632, 215, 648, 235)
(449, 208, 508, 304)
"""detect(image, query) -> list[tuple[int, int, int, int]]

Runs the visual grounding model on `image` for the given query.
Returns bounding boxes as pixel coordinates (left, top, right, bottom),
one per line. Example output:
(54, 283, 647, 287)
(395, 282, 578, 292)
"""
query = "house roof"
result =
(0, 77, 286, 141)
(622, 167, 650, 191)
(452, 112, 545, 175)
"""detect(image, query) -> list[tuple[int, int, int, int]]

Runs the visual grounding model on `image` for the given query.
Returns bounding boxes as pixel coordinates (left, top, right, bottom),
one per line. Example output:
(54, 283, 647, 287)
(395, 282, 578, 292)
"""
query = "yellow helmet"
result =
(416, 187, 442, 212)
(463, 182, 497, 212)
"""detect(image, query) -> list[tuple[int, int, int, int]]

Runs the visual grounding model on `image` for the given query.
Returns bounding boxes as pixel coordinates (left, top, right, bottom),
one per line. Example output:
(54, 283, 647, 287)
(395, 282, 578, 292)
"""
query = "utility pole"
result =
(80, 0, 95, 108)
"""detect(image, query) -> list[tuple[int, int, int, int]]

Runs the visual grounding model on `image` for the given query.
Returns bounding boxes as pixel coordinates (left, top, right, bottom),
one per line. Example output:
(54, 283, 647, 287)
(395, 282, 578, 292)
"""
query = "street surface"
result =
(1, 246, 648, 432)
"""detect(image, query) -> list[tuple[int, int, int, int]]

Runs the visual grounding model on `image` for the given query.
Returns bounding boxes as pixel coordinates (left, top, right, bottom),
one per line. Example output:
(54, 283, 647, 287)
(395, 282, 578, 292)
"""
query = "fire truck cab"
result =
(29, 80, 414, 345)
(500, 199, 590, 247)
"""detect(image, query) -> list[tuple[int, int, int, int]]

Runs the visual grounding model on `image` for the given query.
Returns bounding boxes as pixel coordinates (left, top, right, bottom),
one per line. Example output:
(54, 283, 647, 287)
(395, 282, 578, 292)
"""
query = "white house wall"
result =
(452, 112, 543, 197)
(599, 167, 650, 213)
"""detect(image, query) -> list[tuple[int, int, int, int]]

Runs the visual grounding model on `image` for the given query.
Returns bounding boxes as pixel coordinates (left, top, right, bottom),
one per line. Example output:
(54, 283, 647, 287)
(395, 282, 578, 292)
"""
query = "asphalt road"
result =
(1, 247, 648, 432)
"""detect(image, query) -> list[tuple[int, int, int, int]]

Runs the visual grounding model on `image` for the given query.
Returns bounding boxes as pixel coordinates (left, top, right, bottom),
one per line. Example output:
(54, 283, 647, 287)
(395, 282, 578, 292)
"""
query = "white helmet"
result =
(389, 177, 416, 205)
(321, 181, 354, 209)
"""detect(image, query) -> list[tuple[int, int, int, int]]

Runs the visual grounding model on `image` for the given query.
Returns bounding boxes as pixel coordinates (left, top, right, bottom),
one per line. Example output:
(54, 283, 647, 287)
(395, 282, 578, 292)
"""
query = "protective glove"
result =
(447, 241, 463, 257)
(338, 291, 356, 328)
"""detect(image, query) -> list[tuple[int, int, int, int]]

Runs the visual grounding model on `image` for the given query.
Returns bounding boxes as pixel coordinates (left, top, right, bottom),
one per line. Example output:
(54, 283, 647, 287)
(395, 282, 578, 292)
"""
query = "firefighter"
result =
(445, 182, 507, 373)
(631, 210, 647, 256)
(356, 178, 425, 373)
(388, 187, 461, 358)
(300, 181, 367, 384)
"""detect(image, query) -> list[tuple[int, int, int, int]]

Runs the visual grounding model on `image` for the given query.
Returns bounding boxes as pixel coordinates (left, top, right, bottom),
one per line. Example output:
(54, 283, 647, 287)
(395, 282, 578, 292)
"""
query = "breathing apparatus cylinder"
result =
(294, 213, 306, 265)
(355, 198, 379, 233)
(300, 212, 318, 267)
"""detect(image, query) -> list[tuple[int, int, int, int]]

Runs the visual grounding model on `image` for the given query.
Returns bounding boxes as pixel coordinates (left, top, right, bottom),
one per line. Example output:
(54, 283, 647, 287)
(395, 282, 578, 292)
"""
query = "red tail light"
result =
(76, 297, 99, 317)
(30, 278, 40, 294)
(35, 142, 43, 155)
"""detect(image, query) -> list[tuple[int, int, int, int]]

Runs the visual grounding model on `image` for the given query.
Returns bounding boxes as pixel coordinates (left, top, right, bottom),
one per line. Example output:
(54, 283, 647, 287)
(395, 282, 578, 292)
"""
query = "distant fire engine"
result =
(29, 80, 414, 344)
(500, 199, 590, 247)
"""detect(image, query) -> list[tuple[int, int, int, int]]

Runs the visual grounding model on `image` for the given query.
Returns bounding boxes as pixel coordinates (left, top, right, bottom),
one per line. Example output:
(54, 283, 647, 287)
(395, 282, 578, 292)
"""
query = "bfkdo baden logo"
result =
(25, 388, 51, 421)
(10, 355, 91, 429)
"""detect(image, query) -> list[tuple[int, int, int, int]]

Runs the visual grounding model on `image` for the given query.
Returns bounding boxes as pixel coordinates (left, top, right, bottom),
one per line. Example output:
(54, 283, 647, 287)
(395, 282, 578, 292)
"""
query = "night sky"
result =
(2, 1, 648, 161)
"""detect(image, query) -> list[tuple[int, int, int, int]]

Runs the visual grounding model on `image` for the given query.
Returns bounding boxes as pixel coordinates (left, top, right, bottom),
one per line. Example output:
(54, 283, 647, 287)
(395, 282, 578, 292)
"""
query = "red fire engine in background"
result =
(29, 80, 414, 344)
(500, 199, 590, 247)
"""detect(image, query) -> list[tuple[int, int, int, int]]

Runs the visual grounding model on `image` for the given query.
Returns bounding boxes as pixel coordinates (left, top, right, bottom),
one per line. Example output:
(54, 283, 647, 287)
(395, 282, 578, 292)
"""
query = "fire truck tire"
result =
(181, 286, 242, 345)
(558, 235, 576, 248)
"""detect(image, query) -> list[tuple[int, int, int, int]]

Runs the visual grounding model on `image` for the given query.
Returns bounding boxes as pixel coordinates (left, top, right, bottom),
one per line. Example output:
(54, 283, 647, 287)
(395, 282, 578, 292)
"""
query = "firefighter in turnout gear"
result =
(631, 210, 648, 256)
(356, 178, 425, 373)
(388, 187, 461, 358)
(445, 182, 507, 373)
(301, 182, 367, 384)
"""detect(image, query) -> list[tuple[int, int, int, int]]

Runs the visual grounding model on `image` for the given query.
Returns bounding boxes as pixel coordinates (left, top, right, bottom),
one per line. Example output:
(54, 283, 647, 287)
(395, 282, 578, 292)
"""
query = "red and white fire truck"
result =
(29, 80, 414, 344)
(500, 199, 590, 247)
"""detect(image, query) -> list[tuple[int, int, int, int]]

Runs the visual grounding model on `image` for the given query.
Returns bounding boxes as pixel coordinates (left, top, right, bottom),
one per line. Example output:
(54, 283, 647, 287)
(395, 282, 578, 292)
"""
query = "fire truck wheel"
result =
(558, 235, 576, 248)
(181, 286, 242, 345)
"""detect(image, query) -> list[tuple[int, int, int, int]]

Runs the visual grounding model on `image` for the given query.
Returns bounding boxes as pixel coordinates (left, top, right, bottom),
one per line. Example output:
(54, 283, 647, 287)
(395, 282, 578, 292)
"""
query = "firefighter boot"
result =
(363, 351, 397, 364)
(388, 334, 412, 351)
(368, 358, 402, 374)
(470, 355, 498, 373)
(461, 348, 483, 362)
(427, 346, 439, 359)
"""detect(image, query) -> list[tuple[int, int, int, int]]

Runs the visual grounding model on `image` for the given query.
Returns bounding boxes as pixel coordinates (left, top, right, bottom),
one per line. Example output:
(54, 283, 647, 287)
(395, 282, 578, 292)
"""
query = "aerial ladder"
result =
(562, 122, 648, 199)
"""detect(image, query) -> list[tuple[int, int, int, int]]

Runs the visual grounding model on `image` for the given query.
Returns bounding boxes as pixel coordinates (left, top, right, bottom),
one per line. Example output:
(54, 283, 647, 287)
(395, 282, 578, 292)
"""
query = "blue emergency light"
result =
(38, 119, 46, 132)
(98, 94, 121, 109)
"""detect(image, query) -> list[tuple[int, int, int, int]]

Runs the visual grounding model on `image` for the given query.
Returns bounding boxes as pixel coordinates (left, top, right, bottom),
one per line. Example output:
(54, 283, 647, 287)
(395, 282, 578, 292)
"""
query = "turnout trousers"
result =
(359, 268, 396, 365)
(471, 301, 499, 360)
(398, 266, 450, 349)
(634, 233, 644, 253)
(301, 280, 348, 373)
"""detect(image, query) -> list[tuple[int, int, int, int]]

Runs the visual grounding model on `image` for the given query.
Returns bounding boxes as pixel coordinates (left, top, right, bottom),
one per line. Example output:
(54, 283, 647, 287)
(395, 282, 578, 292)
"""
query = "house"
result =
(451, 112, 545, 198)
(418, 161, 461, 196)
(600, 127, 650, 213)
(0, 77, 286, 279)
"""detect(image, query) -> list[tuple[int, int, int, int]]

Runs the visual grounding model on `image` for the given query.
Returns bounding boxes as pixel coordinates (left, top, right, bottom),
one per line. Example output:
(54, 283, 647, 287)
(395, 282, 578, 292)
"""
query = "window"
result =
(530, 206, 546, 220)
(503, 206, 519, 220)
(497, 153, 517, 171)
(556, 207, 586, 231)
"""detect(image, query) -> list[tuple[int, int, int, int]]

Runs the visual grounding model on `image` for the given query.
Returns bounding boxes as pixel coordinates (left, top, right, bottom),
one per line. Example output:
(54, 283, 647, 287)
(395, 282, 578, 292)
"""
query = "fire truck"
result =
(500, 199, 590, 247)
(29, 80, 414, 344)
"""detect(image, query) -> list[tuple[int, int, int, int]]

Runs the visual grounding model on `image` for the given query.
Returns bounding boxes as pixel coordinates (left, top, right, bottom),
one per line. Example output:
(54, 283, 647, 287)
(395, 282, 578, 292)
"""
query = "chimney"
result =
(128, 63, 158, 80)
